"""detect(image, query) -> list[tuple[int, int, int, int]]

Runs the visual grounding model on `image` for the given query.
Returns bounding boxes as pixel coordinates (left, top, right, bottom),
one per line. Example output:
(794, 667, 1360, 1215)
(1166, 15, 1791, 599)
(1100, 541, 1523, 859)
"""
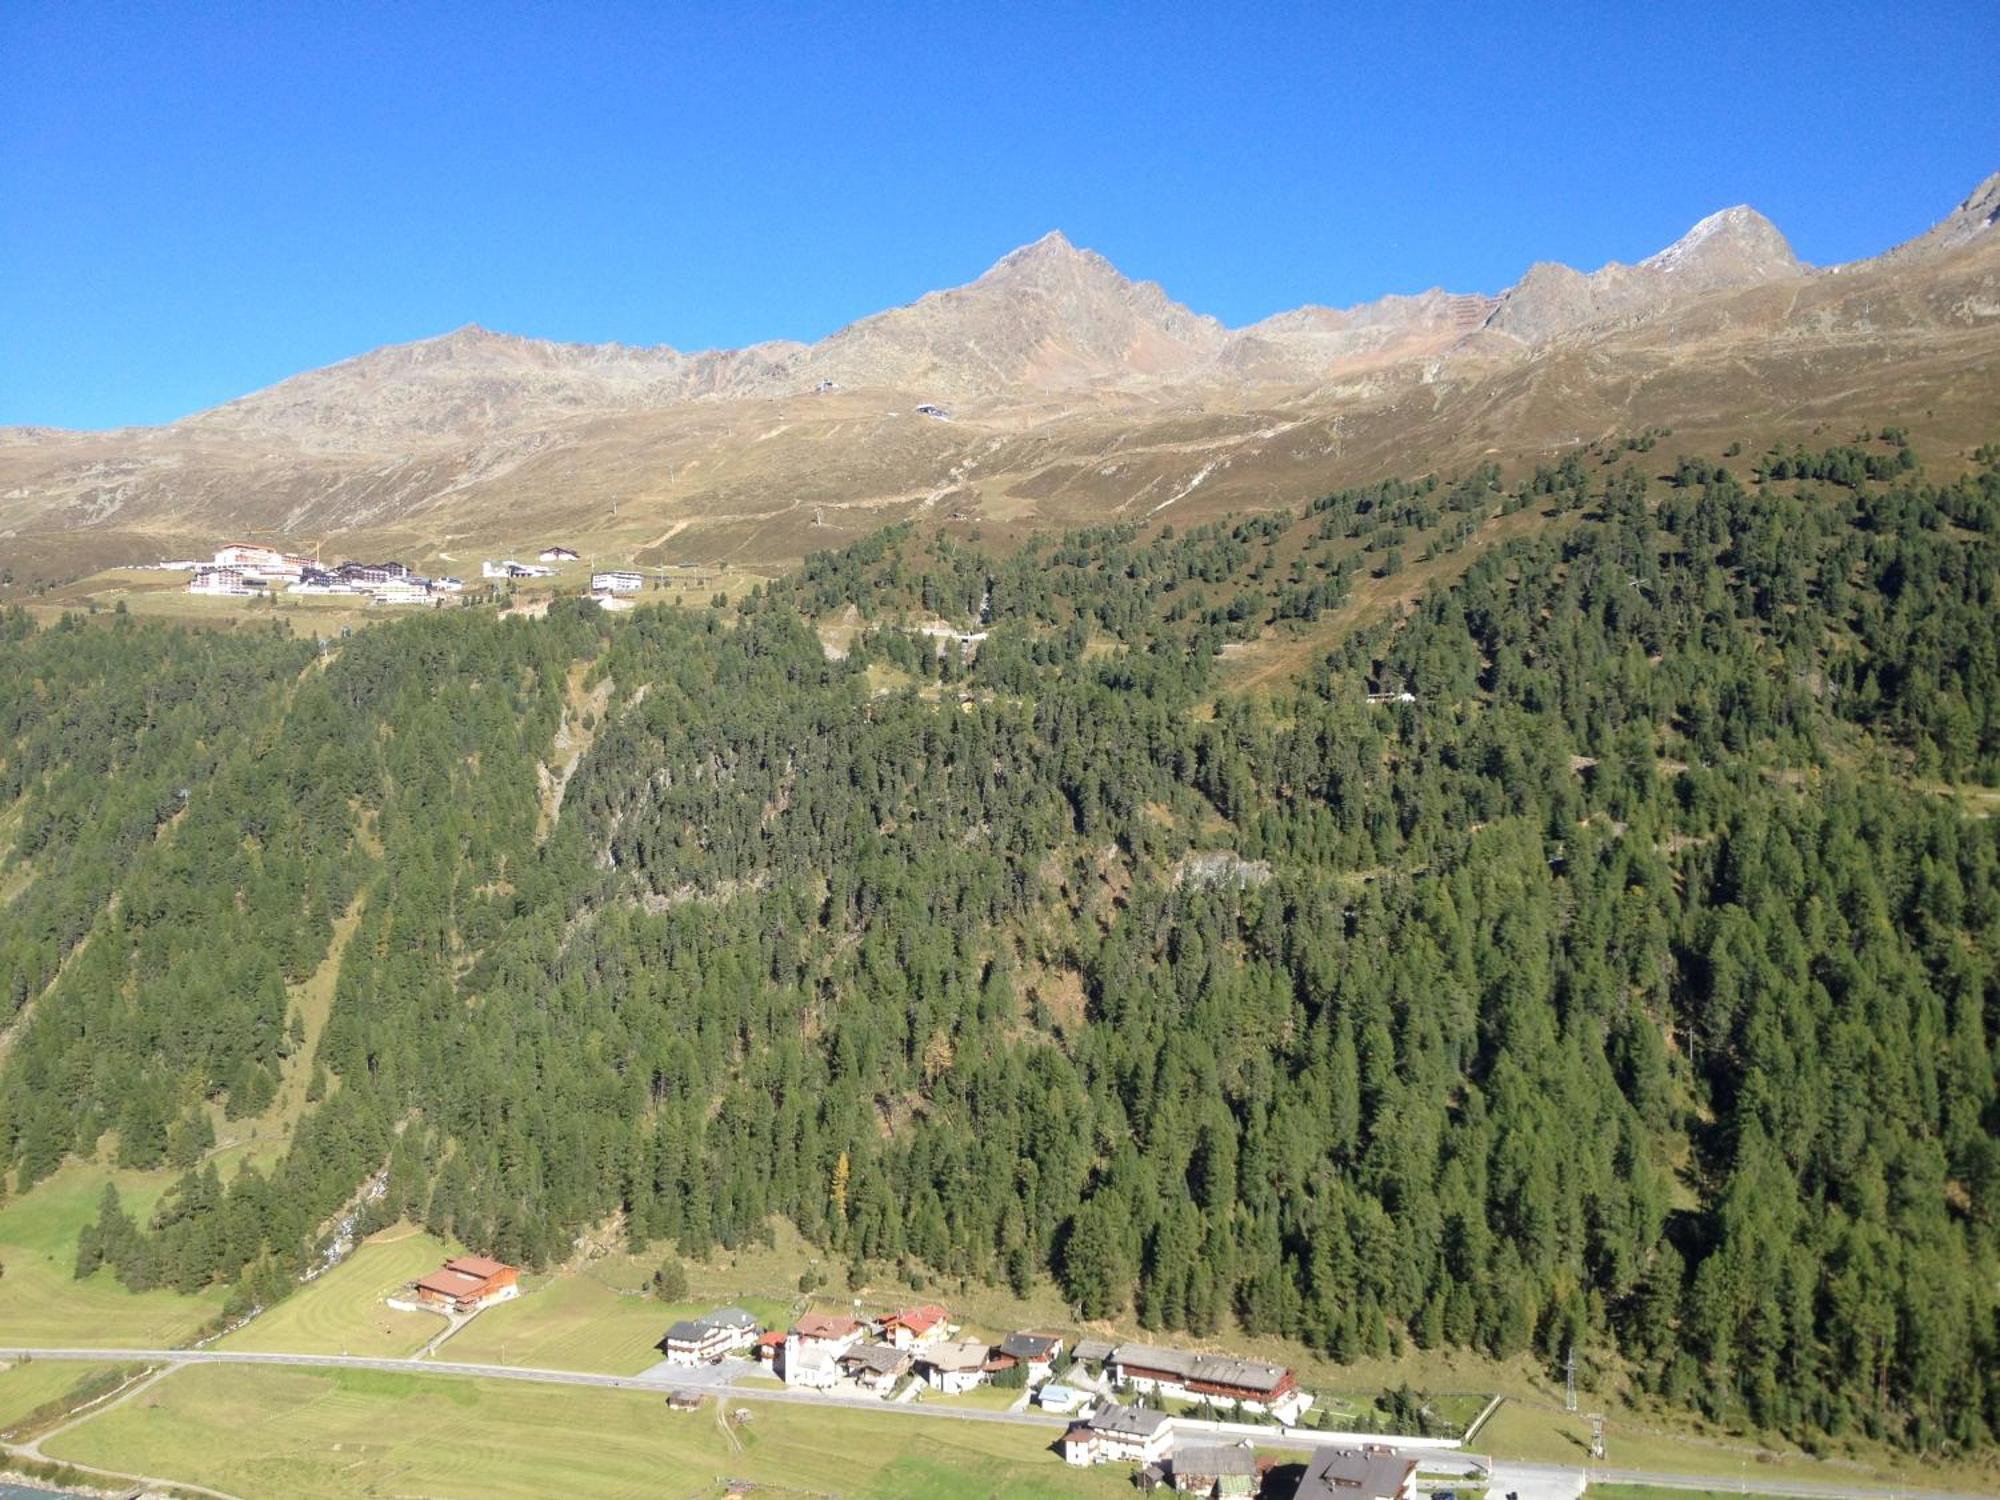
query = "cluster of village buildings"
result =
(653, 1299, 1424, 1499)
(174, 542, 654, 604)
(391, 1253, 1417, 1500)
(180, 543, 466, 604)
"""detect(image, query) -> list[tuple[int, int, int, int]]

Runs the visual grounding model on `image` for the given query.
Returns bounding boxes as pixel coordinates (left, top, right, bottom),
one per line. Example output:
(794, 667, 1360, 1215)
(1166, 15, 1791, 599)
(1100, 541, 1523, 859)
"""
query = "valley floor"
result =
(3, 1163, 1996, 1500)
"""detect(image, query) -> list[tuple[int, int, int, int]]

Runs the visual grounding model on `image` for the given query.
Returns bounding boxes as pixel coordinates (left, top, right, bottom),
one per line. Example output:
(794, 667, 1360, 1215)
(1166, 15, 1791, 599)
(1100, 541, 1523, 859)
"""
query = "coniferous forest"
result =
(1, 439, 1996, 1455)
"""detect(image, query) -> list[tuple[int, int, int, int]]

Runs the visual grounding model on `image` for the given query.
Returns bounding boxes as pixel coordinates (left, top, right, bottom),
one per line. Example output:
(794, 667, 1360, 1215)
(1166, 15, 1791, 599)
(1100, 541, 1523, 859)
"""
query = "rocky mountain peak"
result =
(1640, 205, 1805, 288)
(801, 232, 1226, 394)
(1882, 170, 2000, 262)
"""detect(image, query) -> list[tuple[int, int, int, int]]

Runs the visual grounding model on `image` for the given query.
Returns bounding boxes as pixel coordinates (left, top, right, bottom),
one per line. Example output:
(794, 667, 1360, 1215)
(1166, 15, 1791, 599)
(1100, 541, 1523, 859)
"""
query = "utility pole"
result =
(1589, 1412, 1606, 1461)
(1565, 1343, 1577, 1413)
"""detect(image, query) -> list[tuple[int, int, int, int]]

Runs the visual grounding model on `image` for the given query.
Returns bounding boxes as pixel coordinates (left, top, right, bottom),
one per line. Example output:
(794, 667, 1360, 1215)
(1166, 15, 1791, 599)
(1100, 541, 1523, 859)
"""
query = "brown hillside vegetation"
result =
(1, 173, 1995, 591)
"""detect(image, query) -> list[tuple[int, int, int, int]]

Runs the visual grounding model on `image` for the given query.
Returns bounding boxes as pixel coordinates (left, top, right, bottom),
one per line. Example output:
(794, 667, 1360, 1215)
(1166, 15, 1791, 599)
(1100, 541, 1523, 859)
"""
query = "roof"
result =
(1186, 1354, 1291, 1392)
(793, 1313, 861, 1340)
(1089, 1404, 1172, 1439)
(999, 1331, 1062, 1360)
(1072, 1337, 1116, 1363)
(663, 1319, 710, 1343)
(1112, 1343, 1195, 1376)
(1298, 1446, 1416, 1499)
(839, 1342, 913, 1376)
(757, 1330, 786, 1349)
(445, 1255, 510, 1279)
(702, 1306, 759, 1332)
(1174, 1446, 1260, 1478)
(415, 1268, 490, 1299)
(881, 1303, 949, 1333)
(916, 1338, 991, 1373)
(1110, 1343, 1291, 1394)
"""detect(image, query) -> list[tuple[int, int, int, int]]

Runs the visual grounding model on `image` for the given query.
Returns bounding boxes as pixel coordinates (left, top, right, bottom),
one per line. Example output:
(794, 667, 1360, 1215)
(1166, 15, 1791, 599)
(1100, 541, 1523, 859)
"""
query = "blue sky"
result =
(3, 1, 1995, 429)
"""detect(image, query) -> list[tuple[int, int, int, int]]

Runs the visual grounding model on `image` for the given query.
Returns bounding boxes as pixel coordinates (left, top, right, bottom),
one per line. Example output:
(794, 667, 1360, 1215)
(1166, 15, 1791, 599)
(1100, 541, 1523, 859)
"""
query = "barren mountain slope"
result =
(1, 175, 1995, 586)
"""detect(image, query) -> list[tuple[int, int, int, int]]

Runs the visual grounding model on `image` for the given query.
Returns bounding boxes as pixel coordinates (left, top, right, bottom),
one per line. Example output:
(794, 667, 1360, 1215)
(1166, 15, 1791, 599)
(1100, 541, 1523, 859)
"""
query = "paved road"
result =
(3, 1348, 1989, 1500)
(1480, 1458, 1996, 1500)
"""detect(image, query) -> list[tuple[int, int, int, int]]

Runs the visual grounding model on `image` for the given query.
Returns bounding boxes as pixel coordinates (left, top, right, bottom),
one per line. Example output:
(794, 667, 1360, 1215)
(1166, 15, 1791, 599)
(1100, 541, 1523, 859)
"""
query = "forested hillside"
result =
(1, 438, 1995, 1454)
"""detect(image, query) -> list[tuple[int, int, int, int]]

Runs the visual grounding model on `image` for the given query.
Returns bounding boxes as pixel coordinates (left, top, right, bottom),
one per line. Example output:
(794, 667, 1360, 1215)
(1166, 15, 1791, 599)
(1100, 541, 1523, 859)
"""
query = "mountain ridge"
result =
(1, 173, 1995, 582)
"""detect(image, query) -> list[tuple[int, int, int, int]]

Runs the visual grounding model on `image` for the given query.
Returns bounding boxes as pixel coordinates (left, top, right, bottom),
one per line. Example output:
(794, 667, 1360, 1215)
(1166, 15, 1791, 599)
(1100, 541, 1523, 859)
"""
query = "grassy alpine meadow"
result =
(219, 1225, 451, 1358)
(0, 1161, 227, 1348)
(1474, 1400, 2000, 1497)
(0, 1361, 137, 1436)
(41, 1362, 1134, 1500)
(437, 1267, 789, 1374)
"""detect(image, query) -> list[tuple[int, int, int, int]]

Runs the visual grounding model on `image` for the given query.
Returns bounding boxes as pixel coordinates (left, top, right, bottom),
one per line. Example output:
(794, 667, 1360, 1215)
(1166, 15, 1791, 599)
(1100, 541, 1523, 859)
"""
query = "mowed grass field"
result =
(221, 1226, 450, 1358)
(44, 1362, 1132, 1500)
(0, 1361, 132, 1434)
(439, 1270, 789, 1375)
(0, 1161, 227, 1347)
(1476, 1398, 2000, 1496)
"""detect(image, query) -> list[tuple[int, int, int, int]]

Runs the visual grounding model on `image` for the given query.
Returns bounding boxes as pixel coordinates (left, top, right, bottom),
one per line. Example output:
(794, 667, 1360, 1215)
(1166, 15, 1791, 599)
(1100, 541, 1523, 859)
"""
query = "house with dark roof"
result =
(837, 1341, 914, 1392)
(1296, 1445, 1418, 1500)
(1061, 1403, 1174, 1467)
(1171, 1444, 1260, 1497)
(658, 1306, 762, 1365)
(993, 1331, 1064, 1384)
(1109, 1342, 1309, 1421)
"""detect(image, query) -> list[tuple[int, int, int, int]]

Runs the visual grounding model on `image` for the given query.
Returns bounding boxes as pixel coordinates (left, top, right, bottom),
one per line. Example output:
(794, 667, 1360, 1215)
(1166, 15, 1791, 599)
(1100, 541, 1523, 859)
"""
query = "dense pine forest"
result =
(1, 435, 1995, 1455)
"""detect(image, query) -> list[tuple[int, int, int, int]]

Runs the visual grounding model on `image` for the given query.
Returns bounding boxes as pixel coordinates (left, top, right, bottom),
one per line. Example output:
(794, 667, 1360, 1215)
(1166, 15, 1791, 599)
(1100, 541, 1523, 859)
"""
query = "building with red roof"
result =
(413, 1254, 519, 1313)
(877, 1303, 951, 1348)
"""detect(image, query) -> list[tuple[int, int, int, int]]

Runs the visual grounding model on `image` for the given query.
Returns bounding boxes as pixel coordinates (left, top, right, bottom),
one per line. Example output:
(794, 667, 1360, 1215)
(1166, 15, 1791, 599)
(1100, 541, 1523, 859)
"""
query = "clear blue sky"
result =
(3, 1, 1995, 429)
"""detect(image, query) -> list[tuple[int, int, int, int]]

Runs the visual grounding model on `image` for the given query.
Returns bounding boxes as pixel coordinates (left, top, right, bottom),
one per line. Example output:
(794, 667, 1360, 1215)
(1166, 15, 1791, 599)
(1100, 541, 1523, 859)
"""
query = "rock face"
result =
(797, 230, 1229, 394)
(1214, 290, 1499, 383)
(1, 173, 1995, 580)
(1486, 206, 1807, 343)
(179, 325, 807, 451)
(1873, 171, 2000, 264)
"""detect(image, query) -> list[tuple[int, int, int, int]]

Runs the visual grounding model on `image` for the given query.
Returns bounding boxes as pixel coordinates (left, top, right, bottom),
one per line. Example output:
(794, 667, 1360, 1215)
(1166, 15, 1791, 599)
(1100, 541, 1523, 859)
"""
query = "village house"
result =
(1061, 1404, 1174, 1468)
(412, 1254, 519, 1313)
(914, 1338, 991, 1394)
(995, 1331, 1064, 1384)
(213, 543, 312, 581)
(1169, 1445, 1260, 1498)
(836, 1342, 913, 1393)
(336, 561, 406, 586)
(791, 1312, 862, 1351)
(1109, 1342, 1309, 1422)
(369, 577, 437, 605)
(657, 1307, 761, 1366)
(1071, 1337, 1116, 1369)
(877, 1304, 950, 1349)
(779, 1312, 862, 1388)
(1037, 1381, 1087, 1414)
(779, 1332, 843, 1389)
(1296, 1446, 1418, 1500)
(592, 569, 645, 594)
(187, 566, 261, 597)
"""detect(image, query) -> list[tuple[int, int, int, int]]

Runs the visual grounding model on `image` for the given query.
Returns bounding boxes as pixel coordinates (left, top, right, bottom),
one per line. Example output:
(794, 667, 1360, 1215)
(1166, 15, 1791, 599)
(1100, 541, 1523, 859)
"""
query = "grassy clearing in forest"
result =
(220, 1227, 449, 1358)
(0, 1161, 226, 1348)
